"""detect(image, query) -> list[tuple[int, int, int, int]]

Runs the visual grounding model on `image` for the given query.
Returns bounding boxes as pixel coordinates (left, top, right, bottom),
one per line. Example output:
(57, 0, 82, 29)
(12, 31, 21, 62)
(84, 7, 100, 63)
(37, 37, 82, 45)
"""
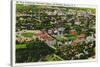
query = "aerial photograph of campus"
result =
(15, 3, 96, 63)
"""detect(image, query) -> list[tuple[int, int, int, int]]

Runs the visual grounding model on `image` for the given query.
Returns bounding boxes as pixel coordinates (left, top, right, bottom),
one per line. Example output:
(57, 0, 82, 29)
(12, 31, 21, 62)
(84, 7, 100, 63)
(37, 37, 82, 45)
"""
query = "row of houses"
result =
(16, 8, 95, 18)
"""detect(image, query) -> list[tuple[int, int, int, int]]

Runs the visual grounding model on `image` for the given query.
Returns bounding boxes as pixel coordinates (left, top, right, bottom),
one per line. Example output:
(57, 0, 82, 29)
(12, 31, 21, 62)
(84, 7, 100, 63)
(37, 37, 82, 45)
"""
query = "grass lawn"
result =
(64, 34, 77, 41)
(54, 34, 77, 42)
(21, 32, 33, 37)
(44, 54, 64, 61)
(16, 44, 27, 49)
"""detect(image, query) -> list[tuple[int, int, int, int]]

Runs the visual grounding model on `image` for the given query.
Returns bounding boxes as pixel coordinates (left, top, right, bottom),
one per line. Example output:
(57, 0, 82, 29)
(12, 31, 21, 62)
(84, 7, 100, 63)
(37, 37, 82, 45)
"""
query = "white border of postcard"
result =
(11, 0, 98, 66)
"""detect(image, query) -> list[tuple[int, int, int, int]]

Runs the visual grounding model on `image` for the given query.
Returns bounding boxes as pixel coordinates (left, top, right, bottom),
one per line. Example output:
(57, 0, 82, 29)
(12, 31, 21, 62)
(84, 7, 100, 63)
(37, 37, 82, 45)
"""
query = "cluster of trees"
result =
(56, 41, 95, 60)
(16, 38, 95, 63)
(16, 4, 96, 32)
(16, 39, 55, 63)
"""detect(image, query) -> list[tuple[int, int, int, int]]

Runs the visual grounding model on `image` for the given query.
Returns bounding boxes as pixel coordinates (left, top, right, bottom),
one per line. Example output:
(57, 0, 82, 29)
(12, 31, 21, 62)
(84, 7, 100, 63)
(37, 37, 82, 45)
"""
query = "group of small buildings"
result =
(16, 27, 95, 47)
